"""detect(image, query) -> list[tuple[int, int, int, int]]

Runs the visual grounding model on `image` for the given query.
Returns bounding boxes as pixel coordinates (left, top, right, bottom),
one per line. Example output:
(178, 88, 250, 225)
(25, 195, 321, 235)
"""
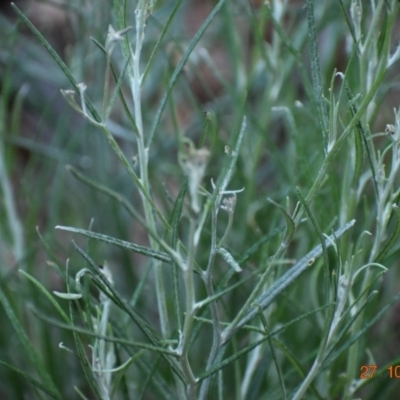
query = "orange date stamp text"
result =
(360, 365, 400, 379)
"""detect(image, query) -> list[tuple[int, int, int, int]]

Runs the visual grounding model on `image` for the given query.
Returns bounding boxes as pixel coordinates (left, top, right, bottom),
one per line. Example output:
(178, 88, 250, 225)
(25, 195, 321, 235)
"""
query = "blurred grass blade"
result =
(0, 287, 61, 398)
(36, 227, 65, 278)
(0, 360, 61, 399)
(19, 270, 71, 323)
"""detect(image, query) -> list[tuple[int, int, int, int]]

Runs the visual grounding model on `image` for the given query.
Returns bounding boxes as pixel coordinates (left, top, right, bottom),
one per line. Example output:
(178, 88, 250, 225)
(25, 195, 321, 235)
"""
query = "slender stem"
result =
(198, 206, 222, 400)
(177, 217, 199, 398)
(0, 138, 24, 267)
(129, 0, 170, 337)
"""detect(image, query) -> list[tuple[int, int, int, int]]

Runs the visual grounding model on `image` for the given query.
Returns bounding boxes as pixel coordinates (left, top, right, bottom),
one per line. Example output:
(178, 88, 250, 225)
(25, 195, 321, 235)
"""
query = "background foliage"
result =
(1, 0, 400, 399)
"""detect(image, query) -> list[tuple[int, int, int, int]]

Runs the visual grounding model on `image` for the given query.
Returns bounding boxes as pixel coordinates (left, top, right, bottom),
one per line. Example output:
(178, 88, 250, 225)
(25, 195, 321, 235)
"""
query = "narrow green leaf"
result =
(217, 248, 242, 272)
(169, 179, 187, 332)
(264, 5, 314, 104)
(338, 0, 359, 52)
(238, 225, 285, 264)
(64, 260, 103, 400)
(0, 287, 61, 398)
(305, 0, 329, 147)
(321, 289, 400, 370)
(35, 227, 65, 279)
(90, 36, 106, 53)
(104, 53, 132, 121)
(11, 3, 169, 229)
(28, 307, 177, 355)
(19, 270, 71, 323)
(66, 165, 172, 243)
(267, 198, 295, 243)
(71, 242, 186, 383)
(66, 165, 139, 218)
(11, 3, 102, 123)
(56, 225, 172, 263)
(198, 305, 332, 381)
(147, 0, 227, 147)
(296, 186, 330, 301)
(141, 0, 185, 84)
(222, 219, 355, 344)
(254, 304, 287, 400)
(375, 205, 400, 263)
(0, 360, 61, 399)
(345, 83, 378, 196)
(272, 338, 324, 400)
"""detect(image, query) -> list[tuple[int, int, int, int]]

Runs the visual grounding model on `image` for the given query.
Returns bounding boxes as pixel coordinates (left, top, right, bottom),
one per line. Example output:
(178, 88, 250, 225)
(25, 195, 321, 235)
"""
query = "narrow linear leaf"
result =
(267, 198, 295, 243)
(322, 289, 400, 370)
(0, 360, 61, 399)
(273, 338, 324, 400)
(147, 0, 227, 147)
(375, 205, 400, 263)
(296, 62, 387, 224)
(305, 0, 328, 145)
(64, 261, 104, 400)
(217, 248, 242, 272)
(36, 227, 65, 278)
(323, 290, 378, 366)
(195, 273, 255, 312)
(264, 6, 314, 103)
(29, 307, 177, 355)
(53, 291, 82, 300)
(67, 165, 173, 249)
(98, 125, 171, 229)
(338, 0, 359, 52)
(105, 53, 132, 121)
(222, 219, 355, 343)
(219, 116, 246, 194)
(66, 165, 140, 220)
(19, 269, 71, 323)
(11, 4, 169, 229)
(11, 3, 101, 123)
(141, 0, 185, 84)
(254, 305, 287, 400)
(71, 242, 186, 383)
(238, 225, 286, 264)
(199, 305, 332, 381)
(56, 225, 172, 263)
(0, 288, 61, 398)
(108, 59, 138, 134)
(296, 186, 330, 298)
(345, 83, 378, 197)
(169, 179, 187, 331)
(90, 36, 105, 53)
